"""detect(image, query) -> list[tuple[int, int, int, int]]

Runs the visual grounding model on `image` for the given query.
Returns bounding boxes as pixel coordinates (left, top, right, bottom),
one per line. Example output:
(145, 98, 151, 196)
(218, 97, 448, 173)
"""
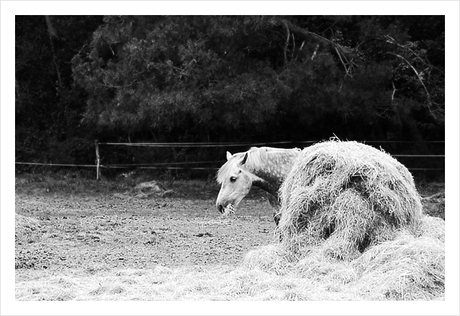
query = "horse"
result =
(215, 146, 301, 225)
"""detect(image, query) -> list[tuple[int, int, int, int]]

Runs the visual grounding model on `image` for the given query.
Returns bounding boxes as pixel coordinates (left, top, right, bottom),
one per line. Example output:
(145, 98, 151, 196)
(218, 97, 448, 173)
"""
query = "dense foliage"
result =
(15, 16, 445, 176)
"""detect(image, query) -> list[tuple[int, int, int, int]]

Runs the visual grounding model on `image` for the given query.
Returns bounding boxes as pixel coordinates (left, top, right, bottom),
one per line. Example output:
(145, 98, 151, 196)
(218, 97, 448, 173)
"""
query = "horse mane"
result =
(216, 147, 300, 184)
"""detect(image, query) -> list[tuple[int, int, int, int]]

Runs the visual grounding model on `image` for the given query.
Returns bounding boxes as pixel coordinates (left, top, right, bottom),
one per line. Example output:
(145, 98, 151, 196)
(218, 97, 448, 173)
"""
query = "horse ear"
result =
(240, 152, 248, 165)
(226, 151, 233, 160)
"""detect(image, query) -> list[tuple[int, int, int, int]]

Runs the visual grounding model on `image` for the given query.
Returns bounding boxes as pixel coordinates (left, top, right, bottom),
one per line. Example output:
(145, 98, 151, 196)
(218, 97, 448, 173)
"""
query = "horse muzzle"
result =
(216, 202, 235, 216)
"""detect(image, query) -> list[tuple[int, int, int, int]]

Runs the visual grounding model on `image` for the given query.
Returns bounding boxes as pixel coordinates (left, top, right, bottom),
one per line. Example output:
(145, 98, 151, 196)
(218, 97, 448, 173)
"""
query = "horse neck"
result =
(245, 148, 299, 196)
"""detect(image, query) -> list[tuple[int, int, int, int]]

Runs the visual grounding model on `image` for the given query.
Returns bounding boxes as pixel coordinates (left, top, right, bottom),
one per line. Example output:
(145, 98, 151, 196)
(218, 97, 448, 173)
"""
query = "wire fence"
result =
(14, 162, 444, 170)
(97, 140, 445, 148)
(15, 140, 445, 179)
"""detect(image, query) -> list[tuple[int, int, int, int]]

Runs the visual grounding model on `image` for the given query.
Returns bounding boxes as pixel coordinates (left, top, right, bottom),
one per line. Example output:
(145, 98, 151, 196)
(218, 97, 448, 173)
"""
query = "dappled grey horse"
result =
(215, 147, 301, 225)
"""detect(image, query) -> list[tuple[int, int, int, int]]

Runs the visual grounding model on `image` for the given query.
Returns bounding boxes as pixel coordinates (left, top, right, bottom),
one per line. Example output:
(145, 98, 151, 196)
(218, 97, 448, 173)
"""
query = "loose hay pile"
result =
(277, 140, 423, 260)
(242, 214, 444, 300)
(352, 229, 444, 300)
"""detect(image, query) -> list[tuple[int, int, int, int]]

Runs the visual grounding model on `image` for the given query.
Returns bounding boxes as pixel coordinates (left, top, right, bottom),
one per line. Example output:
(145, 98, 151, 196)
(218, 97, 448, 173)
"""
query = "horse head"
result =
(215, 146, 301, 220)
(215, 150, 255, 215)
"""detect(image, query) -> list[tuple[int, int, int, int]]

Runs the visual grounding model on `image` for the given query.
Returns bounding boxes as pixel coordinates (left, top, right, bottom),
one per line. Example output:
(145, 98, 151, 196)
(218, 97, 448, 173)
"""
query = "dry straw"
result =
(277, 139, 423, 260)
(351, 230, 444, 300)
(242, 215, 444, 300)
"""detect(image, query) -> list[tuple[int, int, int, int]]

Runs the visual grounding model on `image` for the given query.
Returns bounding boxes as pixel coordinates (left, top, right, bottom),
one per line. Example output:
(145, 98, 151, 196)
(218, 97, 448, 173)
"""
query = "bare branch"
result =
(310, 43, 318, 60)
(386, 52, 436, 118)
(282, 20, 290, 66)
(391, 80, 397, 101)
(45, 16, 58, 38)
(384, 35, 445, 76)
(281, 19, 357, 77)
(334, 46, 351, 77)
(291, 33, 295, 59)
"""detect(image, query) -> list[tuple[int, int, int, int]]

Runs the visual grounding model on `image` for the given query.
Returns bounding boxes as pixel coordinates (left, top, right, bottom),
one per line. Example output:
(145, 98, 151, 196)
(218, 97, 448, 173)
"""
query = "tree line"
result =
(15, 15, 445, 177)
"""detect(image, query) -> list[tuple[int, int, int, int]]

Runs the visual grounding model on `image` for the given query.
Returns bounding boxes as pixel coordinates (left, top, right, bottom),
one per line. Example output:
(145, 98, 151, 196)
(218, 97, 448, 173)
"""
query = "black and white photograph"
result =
(1, 1, 459, 315)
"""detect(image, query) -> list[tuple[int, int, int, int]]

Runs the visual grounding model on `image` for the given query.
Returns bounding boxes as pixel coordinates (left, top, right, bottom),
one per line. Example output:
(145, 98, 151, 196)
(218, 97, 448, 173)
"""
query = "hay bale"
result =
(278, 140, 422, 260)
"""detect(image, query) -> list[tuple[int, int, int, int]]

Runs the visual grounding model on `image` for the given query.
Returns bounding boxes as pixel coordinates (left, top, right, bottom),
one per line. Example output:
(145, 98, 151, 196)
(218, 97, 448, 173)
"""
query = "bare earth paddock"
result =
(15, 174, 445, 301)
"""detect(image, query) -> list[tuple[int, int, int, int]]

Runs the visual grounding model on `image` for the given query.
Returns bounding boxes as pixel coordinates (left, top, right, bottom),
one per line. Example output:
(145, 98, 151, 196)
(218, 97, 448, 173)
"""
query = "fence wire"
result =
(16, 140, 445, 173)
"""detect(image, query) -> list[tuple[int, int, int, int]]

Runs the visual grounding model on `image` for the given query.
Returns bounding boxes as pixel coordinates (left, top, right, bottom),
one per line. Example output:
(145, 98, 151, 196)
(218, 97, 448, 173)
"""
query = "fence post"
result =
(95, 140, 101, 180)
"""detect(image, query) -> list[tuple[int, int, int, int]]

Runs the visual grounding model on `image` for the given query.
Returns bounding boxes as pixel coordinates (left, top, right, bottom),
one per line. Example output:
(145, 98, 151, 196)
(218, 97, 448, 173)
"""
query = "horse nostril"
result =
(217, 204, 224, 214)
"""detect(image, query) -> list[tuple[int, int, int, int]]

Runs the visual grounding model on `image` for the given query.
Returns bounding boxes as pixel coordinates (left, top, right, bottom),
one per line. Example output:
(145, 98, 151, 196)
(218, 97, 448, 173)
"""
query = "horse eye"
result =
(230, 176, 237, 182)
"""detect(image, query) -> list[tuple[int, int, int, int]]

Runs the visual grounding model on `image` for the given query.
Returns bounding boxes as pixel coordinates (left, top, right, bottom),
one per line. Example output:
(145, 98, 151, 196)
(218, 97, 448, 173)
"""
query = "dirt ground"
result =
(15, 176, 445, 276)
(15, 180, 278, 274)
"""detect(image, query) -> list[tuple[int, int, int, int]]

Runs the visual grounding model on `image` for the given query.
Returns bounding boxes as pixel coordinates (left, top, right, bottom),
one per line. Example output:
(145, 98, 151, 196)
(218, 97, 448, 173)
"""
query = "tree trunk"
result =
(45, 16, 62, 89)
